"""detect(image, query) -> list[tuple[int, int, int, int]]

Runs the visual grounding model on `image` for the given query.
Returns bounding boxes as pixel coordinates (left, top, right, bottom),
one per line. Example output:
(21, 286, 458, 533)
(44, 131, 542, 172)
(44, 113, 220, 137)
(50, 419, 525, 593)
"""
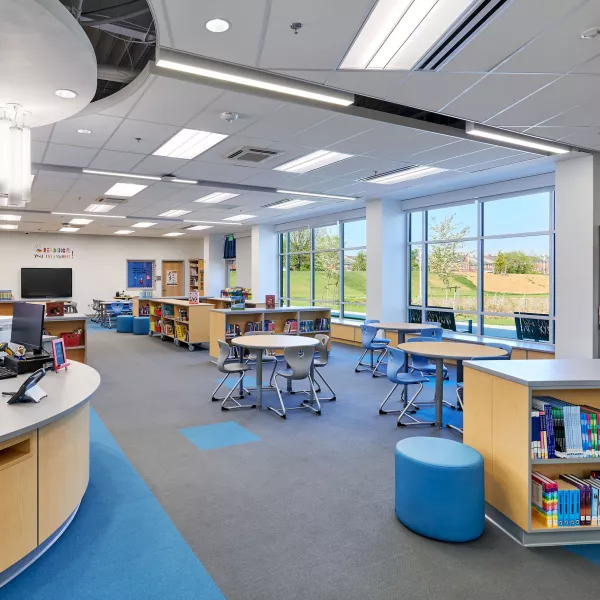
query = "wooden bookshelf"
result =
(147, 299, 212, 351)
(209, 307, 331, 359)
(189, 259, 205, 295)
(464, 359, 600, 546)
(44, 313, 88, 364)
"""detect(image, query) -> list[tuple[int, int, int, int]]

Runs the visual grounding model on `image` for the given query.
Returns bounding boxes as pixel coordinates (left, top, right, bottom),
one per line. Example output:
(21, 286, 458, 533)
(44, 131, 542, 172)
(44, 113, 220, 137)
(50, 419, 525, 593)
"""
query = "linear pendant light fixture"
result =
(274, 150, 353, 173)
(465, 122, 570, 155)
(341, 0, 477, 70)
(155, 48, 354, 107)
(276, 189, 356, 201)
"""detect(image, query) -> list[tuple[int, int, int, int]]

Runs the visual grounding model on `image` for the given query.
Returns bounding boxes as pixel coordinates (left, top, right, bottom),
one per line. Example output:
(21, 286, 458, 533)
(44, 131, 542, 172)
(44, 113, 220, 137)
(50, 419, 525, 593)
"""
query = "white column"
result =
(366, 197, 407, 321)
(555, 154, 600, 358)
(203, 235, 226, 297)
(251, 224, 278, 301)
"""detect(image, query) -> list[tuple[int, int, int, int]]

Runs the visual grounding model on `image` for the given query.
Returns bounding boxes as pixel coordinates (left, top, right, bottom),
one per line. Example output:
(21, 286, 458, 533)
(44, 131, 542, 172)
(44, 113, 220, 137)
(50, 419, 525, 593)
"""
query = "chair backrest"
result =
(386, 347, 406, 382)
(365, 319, 380, 325)
(360, 324, 378, 348)
(217, 340, 232, 371)
(419, 326, 443, 341)
(314, 334, 329, 365)
(423, 321, 441, 326)
(406, 336, 436, 367)
(283, 346, 314, 380)
(244, 330, 266, 359)
(110, 302, 124, 313)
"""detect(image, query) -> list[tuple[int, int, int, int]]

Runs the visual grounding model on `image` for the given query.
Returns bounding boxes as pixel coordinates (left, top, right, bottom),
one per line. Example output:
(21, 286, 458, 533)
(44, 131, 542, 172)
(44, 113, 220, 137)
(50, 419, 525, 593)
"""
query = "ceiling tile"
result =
(365, 131, 461, 161)
(175, 161, 260, 183)
(410, 139, 492, 163)
(131, 155, 188, 176)
(31, 124, 54, 142)
(43, 143, 98, 167)
(288, 114, 375, 148)
(51, 114, 123, 148)
(237, 170, 296, 187)
(540, 100, 600, 128)
(326, 124, 423, 155)
(88, 150, 145, 172)
(433, 147, 527, 170)
(103, 119, 181, 154)
(33, 174, 76, 192)
(31, 141, 46, 163)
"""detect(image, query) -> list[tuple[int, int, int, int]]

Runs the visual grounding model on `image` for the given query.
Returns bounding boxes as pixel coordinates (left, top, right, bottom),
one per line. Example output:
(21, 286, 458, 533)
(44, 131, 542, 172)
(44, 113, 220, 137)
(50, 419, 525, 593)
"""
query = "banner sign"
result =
(34, 246, 74, 259)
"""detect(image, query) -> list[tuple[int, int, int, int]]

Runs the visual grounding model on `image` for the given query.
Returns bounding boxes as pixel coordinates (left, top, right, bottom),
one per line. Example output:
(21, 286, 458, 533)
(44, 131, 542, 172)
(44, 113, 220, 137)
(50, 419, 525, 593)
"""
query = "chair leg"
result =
(268, 374, 287, 419)
(315, 368, 336, 401)
(379, 383, 399, 414)
(372, 348, 388, 377)
(354, 349, 370, 373)
(304, 376, 321, 415)
(221, 374, 256, 411)
(447, 387, 464, 434)
(397, 383, 436, 427)
(212, 373, 249, 402)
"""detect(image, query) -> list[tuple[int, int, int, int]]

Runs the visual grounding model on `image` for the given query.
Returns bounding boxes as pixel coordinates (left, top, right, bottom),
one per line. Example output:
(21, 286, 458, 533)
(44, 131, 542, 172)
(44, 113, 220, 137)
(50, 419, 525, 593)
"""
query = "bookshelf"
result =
(209, 307, 331, 359)
(44, 313, 88, 364)
(147, 299, 212, 351)
(189, 259, 204, 295)
(464, 359, 600, 546)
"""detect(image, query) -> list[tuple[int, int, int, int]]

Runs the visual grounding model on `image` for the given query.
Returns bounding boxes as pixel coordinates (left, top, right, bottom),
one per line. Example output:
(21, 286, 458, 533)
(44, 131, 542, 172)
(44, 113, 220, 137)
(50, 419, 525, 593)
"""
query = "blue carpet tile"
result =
(181, 421, 260, 451)
(2, 409, 225, 600)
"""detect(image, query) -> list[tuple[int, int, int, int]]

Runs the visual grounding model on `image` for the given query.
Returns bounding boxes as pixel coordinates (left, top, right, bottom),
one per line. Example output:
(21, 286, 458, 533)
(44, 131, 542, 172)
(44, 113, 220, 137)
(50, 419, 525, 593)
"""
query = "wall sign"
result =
(127, 260, 155, 289)
(34, 246, 74, 259)
(166, 270, 178, 286)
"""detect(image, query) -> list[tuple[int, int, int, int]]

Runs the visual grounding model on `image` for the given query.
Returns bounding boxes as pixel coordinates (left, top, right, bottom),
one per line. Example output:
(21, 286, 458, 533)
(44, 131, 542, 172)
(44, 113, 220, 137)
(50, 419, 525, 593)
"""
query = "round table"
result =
(231, 335, 319, 409)
(375, 322, 438, 344)
(397, 341, 507, 428)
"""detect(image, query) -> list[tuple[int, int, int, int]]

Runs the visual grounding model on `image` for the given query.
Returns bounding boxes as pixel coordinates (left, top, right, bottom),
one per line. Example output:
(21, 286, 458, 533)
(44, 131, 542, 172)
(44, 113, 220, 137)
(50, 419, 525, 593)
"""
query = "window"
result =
(408, 190, 554, 342)
(278, 220, 367, 318)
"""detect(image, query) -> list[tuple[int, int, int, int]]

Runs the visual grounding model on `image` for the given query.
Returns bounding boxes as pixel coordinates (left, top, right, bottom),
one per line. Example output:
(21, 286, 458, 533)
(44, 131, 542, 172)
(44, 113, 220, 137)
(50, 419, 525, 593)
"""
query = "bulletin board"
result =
(127, 260, 155, 289)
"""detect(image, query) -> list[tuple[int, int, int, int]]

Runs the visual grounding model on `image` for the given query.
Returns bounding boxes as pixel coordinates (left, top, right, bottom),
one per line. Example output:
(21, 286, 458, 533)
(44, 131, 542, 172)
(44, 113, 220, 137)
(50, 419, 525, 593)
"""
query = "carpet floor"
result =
(9, 326, 600, 599)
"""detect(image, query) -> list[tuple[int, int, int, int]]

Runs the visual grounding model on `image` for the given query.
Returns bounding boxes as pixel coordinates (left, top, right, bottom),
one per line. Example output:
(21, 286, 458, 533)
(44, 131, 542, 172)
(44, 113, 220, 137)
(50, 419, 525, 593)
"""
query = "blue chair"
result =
(380, 348, 432, 427)
(106, 302, 124, 329)
(407, 337, 448, 379)
(395, 437, 484, 542)
(355, 324, 389, 376)
(419, 325, 443, 340)
(133, 316, 150, 335)
(116, 315, 133, 333)
(365, 319, 391, 345)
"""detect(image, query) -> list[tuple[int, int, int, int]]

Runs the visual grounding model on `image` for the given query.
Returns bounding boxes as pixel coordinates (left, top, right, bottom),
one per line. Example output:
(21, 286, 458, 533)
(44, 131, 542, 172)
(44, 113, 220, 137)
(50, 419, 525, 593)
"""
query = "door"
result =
(162, 260, 184, 297)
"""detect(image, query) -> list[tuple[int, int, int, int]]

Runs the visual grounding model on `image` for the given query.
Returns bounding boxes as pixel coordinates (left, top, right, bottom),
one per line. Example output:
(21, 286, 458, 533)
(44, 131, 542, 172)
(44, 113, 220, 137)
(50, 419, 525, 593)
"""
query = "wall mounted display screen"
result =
(21, 268, 72, 298)
(127, 260, 154, 289)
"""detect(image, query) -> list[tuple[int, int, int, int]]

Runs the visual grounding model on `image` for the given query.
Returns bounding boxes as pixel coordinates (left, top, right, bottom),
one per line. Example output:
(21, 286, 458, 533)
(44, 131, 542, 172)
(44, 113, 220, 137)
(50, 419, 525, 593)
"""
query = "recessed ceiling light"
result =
(132, 222, 157, 228)
(105, 183, 147, 197)
(84, 204, 116, 213)
(153, 129, 228, 159)
(77, 129, 92, 135)
(158, 209, 192, 218)
(206, 18, 230, 33)
(59, 226, 79, 232)
(0, 214, 21, 221)
(223, 214, 256, 222)
(184, 220, 243, 226)
(465, 122, 570, 155)
(114, 230, 134, 235)
(274, 151, 353, 174)
(82, 169, 161, 181)
(269, 199, 316, 209)
(366, 166, 447, 184)
(55, 89, 77, 99)
(276, 189, 356, 201)
(194, 192, 240, 204)
(186, 225, 214, 231)
(69, 218, 93, 225)
(163, 232, 186, 237)
(156, 50, 354, 107)
(0, 224, 18, 230)
(54, 211, 125, 218)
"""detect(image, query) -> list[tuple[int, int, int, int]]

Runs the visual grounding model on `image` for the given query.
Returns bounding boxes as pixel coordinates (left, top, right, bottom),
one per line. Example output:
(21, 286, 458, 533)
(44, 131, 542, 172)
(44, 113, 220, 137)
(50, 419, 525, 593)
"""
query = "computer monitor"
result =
(10, 302, 45, 354)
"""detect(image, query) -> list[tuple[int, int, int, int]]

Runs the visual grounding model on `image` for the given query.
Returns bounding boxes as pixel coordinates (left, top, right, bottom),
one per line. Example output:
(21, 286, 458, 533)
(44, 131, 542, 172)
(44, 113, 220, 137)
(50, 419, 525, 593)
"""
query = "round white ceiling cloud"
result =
(0, 0, 97, 127)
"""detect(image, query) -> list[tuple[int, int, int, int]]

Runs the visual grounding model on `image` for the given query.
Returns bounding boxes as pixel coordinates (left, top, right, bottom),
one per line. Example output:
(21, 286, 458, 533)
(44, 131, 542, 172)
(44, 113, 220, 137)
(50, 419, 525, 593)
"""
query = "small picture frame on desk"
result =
(52, 338, 70, 372)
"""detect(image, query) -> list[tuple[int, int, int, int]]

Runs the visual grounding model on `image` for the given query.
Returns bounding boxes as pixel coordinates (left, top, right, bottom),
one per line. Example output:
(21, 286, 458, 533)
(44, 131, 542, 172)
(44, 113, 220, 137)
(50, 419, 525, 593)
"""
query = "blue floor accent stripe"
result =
(181, 422, 260, 451)
(2, 409, 225, 600)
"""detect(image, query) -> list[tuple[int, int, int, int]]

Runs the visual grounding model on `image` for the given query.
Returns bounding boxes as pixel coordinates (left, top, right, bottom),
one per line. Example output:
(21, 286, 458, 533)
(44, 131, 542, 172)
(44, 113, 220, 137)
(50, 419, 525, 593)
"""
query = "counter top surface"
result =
(464, 359, 600, 388)
(149, 299, 214, 308)
(211, 306, 331, 315)
(0, 361, 100, 443)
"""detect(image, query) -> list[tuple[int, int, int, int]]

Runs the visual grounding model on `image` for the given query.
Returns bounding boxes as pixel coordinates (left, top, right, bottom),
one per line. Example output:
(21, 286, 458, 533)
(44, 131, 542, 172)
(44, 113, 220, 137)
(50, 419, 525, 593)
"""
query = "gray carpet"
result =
(87, 326, 599, 600)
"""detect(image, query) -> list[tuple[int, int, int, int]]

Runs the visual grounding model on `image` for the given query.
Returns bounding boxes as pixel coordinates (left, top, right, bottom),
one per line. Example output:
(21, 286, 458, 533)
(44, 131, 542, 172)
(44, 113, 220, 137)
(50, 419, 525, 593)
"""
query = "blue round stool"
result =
(116, 315, 134, 333)
(395, 437, 484, 542)
(133, 316, 150, 335)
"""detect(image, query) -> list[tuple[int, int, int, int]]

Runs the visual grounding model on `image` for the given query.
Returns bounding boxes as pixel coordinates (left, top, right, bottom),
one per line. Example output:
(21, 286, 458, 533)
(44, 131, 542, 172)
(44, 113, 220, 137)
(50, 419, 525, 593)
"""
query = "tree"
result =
(427, 215, 468, 289)
(494, 250, 507, 274)
(288, 229, 311, 271)
(411, 248, 420, 270)
(503, 251, 535, 274)
(351, 250, 366, 271)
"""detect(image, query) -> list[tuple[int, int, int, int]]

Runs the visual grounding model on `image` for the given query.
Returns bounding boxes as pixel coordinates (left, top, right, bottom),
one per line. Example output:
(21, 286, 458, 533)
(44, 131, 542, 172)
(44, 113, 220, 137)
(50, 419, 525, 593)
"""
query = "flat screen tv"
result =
(21, 268, 72, 299)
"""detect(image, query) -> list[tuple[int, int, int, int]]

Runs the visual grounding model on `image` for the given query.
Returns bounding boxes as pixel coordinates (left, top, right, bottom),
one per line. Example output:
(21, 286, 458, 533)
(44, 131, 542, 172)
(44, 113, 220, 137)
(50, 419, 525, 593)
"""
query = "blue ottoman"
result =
(395, 437, 484, 542)
(133, 316, 150, 335)
(116, 315, 133, 333)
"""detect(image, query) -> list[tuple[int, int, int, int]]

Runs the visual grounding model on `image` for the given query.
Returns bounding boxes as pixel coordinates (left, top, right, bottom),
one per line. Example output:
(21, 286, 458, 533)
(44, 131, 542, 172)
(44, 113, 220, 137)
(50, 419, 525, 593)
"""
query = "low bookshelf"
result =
(189, 259, 205, 295)
(147, 299, 213, 352)
(209, 307, 331, 359)
(464, 359, 600, 546)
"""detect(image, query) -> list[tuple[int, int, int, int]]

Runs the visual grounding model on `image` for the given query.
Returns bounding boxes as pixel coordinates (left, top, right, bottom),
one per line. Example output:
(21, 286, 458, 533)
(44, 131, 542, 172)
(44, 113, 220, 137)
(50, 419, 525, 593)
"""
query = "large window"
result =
(408, 190, 554, 342)
(279, 220, 366, 318)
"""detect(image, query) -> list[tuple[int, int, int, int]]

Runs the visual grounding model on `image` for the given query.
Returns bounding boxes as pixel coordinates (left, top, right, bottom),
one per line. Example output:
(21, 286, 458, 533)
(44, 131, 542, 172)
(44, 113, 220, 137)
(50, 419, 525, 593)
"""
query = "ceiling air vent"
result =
(225, 147, 281, 163)
(417, 0, 511, 72)
(357, 166, 419, 182)
(95, 197, 128, 205)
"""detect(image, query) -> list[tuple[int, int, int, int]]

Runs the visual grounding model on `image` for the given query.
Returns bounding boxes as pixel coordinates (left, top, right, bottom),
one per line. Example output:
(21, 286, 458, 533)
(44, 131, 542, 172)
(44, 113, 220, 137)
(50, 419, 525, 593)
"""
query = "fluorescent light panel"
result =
(84, 204, 116, 213)
(341, 0, 476, 70)
(0, 224, 18, 230)
(158, 209, 191, 217)
(368, 166, 447, 184)
(53, 211, 125, 219)
(59, 226, 79, 232)
(274, 150, 353, 173)
(184, 220, 243, 226)
(153, 129, 228, 159)
(170, 178, 198, 184)
(114, 230, 134, 235)
(83, 169, 161, 181)
(69, 218, 93, 225)
(186, 225, 214, 231)
(195, 192, 240, 204)
(270, 199, 315, 209)
(465, 122, 570, 155)
(0, 214, 21, 221)
(105, 183, 147, 197)
(223, 214, 255, 222)
(163, 232, 185, 237)
(132, 222, 157, 228)
(276, 189, 356, 201)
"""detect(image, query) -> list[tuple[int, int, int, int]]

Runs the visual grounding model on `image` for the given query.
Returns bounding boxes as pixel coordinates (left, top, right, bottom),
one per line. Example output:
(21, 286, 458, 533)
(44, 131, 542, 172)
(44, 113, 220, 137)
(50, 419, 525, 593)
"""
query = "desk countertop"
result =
(0, 361, 100, 443)
(211, 306, 330, 315)
(465, 359, 600, 388)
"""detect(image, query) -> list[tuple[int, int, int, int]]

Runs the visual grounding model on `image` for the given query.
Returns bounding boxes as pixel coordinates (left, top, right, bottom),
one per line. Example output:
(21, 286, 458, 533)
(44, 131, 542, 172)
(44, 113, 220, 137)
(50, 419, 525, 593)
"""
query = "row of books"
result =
(175, 324, 188, 342)
(283, 319, 298, 333)
(0, 290, 12, 300)
(531, 395, 600, 459)
(264, 320, 275, 332)
(163, 306, 175, 317)
(299, 320, 317, 332)
(225, 324, 242, 339)
(315, 318, 330, 331)
(532, 471, 600, 528)
(139, 305, 150, 316)
(179, 309, 188, 320)
(245, 321, 262, 332)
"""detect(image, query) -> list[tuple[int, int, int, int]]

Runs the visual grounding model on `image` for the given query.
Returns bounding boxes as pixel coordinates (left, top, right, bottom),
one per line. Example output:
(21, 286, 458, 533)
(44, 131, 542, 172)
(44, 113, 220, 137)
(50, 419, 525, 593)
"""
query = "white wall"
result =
(251, 224, 278, 301)
(235, 235, 252, 289)
(0, 232, 203, 313)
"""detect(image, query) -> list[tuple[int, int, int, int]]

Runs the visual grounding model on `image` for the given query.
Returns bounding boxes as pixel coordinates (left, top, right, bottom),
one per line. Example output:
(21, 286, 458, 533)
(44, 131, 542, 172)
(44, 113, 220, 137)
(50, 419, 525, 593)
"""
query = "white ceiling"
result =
(12, 0, 600, 237)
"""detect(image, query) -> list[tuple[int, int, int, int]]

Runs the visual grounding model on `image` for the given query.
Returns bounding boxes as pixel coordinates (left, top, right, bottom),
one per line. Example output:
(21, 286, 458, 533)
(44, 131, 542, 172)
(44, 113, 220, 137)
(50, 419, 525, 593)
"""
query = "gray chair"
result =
(271, 346, 320, 419)
(313, 334, 336, 401)
(244, 331, 278, 387)
(212, 340, 255, 411)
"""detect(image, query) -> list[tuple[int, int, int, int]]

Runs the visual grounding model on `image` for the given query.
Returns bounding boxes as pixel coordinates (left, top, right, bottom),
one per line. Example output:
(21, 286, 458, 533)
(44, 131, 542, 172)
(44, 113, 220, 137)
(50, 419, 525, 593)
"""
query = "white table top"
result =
(398, 341, 508, 360)
(0, 360, 100, 443)
(99, 299, 132, 305)
(232, 334, 320, 350)
(375, 322, 437, 332)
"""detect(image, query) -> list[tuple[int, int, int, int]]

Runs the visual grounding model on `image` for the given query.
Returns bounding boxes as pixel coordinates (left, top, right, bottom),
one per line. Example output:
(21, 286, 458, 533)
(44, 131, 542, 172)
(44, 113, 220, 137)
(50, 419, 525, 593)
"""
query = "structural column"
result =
(250, 224, 278, 301)
(203, 235, 226, 297)
(366, 197, 407, 321)
(555, 155, 600, 358)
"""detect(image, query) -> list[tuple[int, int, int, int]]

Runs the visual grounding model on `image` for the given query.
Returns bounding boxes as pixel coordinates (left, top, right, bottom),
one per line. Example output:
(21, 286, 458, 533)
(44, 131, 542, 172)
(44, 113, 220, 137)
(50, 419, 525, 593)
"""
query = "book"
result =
(558, 477, 580, 526)
(532, 472, 557, 528)
(265, 295, 275, 309)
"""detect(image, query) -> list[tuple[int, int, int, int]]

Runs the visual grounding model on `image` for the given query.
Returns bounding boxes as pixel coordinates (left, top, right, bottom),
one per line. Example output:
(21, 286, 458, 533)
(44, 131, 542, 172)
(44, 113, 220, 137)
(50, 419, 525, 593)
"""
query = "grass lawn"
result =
(289, 270, 366, 305)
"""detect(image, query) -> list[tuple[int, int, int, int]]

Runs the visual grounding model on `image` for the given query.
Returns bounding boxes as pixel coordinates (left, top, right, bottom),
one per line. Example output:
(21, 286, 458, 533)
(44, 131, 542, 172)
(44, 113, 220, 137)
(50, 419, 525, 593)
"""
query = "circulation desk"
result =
(0, 362, 100, 586)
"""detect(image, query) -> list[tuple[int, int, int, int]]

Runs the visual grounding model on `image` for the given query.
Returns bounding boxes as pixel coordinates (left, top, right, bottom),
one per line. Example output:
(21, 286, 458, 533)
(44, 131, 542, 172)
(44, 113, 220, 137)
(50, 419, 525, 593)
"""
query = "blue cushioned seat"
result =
(116, 315, 134, 333)
(395, 437, 484, 542)
(133, 316, 150, 335)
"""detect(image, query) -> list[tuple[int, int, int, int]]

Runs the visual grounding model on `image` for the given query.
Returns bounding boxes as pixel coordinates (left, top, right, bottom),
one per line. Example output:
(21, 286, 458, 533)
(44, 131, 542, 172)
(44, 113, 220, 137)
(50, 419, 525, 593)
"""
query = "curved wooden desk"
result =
(0, 361, 100, 587)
